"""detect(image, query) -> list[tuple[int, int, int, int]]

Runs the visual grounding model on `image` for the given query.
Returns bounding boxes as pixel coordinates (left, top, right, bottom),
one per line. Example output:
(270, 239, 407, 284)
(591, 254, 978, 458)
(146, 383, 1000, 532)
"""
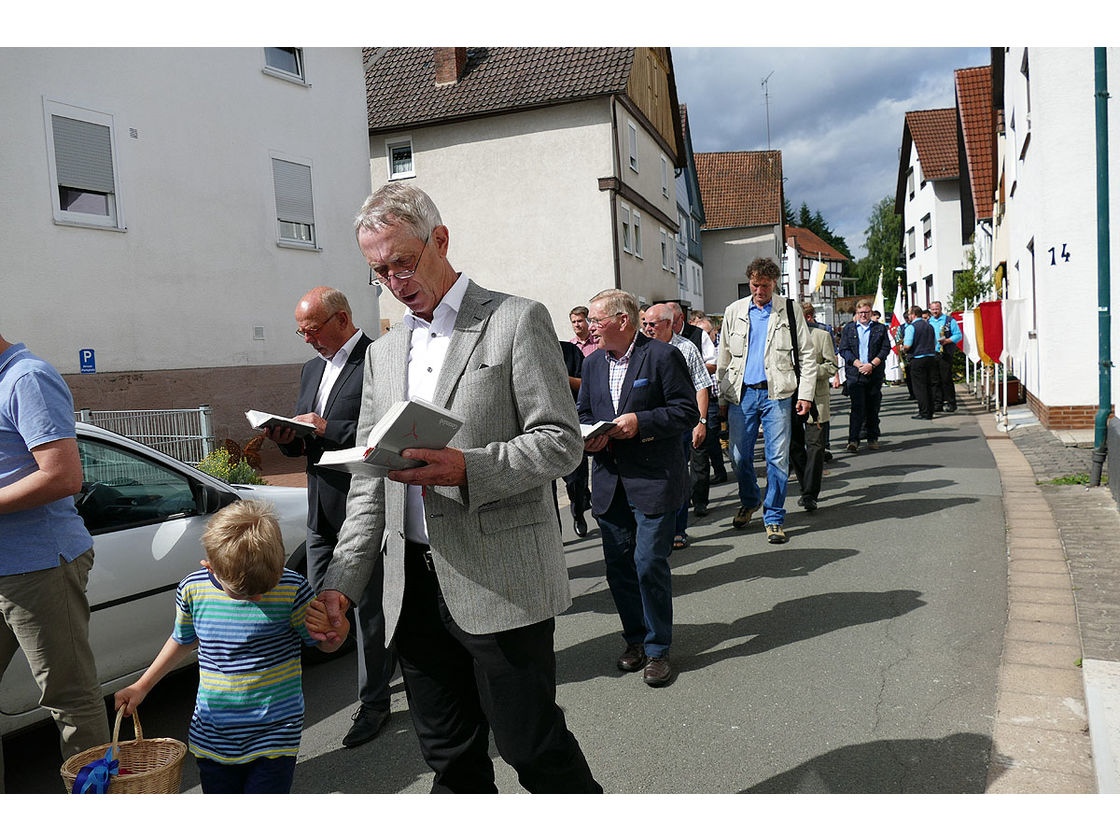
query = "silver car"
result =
(0, 423, 308, 739)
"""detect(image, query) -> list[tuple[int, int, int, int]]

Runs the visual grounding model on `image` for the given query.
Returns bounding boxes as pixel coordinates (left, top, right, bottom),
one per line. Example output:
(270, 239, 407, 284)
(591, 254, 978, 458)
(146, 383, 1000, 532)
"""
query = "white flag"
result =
(962, 308, 981, 363)
(808, 260, 826, 295)
(1002, 298, 1028, 363)
(872, 266, 885, 319)
(784, 243, 798, 287)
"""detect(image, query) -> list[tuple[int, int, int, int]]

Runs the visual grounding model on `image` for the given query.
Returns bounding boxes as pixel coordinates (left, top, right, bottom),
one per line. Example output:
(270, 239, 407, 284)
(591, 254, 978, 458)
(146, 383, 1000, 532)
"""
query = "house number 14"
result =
(1049, 244, 1071, 264)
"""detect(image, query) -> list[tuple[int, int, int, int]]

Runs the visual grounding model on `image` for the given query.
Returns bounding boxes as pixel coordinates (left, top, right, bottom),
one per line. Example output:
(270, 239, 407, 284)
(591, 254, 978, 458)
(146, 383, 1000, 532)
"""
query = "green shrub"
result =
(196, 448, 268, 485)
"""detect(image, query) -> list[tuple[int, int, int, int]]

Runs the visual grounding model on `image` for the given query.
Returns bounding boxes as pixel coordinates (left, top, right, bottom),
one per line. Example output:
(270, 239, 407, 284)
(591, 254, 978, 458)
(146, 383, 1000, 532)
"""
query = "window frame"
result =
(907, 227, 916, 259)
(43, 98, 124, 231)
(632, 209, 643, 258)
(627, 121, 639, 172)
(660, 228, 671, 271)
(620, 203, 632, 254)
(386, 137, 415, 180)
(922, 214, 932, 250)
(270, 153, 319, 250)
(262, 47, 308, 85)
(661, 155, 670, 197)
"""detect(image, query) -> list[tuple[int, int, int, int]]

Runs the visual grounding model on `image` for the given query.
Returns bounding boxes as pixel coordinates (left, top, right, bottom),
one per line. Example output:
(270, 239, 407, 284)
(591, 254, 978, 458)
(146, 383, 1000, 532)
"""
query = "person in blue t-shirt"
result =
(928, 301, 963, 412)
(114, 499, 348, 793)
(0, 332, 110, 794)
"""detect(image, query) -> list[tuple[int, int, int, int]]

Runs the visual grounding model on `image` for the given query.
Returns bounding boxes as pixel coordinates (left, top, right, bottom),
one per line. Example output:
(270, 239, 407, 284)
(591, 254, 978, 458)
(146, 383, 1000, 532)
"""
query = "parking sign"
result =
(79, 349, 96, 373)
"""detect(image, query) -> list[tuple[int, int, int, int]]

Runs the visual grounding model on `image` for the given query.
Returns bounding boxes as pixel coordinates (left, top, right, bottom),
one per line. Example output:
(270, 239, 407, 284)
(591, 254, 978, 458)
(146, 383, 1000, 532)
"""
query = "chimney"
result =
(434, 48, 468, 86)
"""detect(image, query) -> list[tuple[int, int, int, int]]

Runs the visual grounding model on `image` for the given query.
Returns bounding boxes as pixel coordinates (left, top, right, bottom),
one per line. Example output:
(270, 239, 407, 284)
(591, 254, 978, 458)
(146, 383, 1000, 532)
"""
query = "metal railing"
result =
(75, 405, 215, 465)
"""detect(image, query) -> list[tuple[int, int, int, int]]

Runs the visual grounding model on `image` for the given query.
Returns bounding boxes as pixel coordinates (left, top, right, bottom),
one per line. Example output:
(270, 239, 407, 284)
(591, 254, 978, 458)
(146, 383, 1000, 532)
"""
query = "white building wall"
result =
(1000, 47, 1120, 412)
(701, 225, 782, 315)
(369, 99, 671, 336)
(0, 47, 374, 375)
(900, 142, 966, 308)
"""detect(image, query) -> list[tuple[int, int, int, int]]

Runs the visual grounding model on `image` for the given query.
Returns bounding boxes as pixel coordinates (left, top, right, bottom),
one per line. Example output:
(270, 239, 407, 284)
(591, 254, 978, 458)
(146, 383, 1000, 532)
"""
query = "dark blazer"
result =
(838, 320, 891, 386)
(280, 332, 373, 537)
(577, 333, 699, 517)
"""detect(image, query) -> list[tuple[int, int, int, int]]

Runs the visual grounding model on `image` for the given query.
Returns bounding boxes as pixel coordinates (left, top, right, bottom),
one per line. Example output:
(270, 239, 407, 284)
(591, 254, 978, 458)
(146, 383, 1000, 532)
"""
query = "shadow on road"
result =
(676, 589, 927, 670)
(740, 731, 994, 793)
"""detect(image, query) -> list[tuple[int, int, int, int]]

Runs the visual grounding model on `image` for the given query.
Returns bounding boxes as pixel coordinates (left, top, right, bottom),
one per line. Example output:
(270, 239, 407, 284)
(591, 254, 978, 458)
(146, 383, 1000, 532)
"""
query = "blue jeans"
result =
(595, 485, 675, 659)
(727, 390, 793, 526)
(196, 755, 297, 793)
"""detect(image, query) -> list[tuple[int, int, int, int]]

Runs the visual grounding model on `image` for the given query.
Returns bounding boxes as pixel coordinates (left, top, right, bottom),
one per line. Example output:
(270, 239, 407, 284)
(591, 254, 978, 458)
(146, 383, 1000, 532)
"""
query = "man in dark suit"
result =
(837, 298, 892, 453)
(266, 286, 395, 749)
(578, 289, 699, 688)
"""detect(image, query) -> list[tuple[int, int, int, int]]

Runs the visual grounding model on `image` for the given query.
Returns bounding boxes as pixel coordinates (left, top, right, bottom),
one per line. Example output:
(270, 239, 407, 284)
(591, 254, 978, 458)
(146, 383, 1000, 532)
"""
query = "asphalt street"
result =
(3, 385, 1009, 795)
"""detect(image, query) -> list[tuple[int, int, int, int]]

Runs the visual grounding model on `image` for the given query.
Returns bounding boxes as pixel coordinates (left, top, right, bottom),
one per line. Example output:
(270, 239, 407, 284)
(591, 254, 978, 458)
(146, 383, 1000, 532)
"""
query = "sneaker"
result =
(846, 442, 858, 453)
(732, 504, 761, 529)
(765, 524, 788, 544)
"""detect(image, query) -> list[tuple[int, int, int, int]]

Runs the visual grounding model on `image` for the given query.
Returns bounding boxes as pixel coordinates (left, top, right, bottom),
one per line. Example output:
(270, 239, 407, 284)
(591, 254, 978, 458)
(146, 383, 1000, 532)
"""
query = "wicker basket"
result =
(60, 707, 187, 794)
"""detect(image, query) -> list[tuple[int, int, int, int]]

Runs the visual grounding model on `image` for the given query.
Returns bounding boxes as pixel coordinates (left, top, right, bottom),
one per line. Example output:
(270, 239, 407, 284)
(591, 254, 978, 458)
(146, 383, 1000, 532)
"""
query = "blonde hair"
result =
(201, 500, 285, 597)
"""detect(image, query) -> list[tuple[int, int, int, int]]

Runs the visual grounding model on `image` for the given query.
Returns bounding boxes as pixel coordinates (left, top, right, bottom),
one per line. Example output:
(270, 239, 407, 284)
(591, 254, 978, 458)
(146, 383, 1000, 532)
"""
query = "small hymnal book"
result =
(580, 421, 616, 441)
(245, 410, 317, 438)
(316, 397, 464, 477)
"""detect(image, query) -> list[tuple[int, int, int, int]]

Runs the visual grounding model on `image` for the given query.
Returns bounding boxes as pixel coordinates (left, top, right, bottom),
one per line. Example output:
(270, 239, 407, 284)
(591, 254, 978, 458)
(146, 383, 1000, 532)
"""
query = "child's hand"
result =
(115, 684, 148, 716)
(305, 596, 333, 635)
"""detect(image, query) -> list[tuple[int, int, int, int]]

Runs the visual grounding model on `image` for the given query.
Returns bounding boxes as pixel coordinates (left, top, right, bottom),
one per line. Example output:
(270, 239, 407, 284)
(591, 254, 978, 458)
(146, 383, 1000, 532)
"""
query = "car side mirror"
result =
(194, 482, 239, 515)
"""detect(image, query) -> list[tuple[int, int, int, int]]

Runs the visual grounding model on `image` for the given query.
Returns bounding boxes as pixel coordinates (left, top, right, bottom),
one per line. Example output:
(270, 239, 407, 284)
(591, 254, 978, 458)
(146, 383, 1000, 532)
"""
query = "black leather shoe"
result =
(945, 405, 957, 412)
(573, 511, 588, 537)
(910, 414, 932, 420)
(799, 496, 818, 511)
(643, 656, 673, 687)
(693, 505, 708, 517)
(617, 643, 648, 672)
(342, 705, 390, 748)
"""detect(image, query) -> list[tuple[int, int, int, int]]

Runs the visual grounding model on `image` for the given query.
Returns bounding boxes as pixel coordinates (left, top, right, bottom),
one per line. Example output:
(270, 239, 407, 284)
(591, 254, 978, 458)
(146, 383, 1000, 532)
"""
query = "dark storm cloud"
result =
(674, 47, 991, 259)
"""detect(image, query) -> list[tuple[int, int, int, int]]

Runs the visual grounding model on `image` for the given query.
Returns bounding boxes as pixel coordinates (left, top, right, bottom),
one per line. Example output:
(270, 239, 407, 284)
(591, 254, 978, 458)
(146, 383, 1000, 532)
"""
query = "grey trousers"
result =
(0, 548, 110, 792)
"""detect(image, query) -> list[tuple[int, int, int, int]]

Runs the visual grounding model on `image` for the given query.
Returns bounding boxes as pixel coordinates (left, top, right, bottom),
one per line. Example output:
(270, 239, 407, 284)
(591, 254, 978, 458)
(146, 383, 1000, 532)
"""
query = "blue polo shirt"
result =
(0, 343, 93, 575)
(743, 300, 771, 386)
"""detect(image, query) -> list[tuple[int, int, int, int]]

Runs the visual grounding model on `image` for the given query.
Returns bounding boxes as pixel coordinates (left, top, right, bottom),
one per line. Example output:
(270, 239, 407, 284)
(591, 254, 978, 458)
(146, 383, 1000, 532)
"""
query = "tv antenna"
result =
(761, 71, 774, 149)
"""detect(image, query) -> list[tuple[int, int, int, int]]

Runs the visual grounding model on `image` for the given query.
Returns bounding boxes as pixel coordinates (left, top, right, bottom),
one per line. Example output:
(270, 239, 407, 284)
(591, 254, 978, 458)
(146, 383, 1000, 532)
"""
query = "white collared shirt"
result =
(402, 273, 471, 544)
(314, 329, 365, 417)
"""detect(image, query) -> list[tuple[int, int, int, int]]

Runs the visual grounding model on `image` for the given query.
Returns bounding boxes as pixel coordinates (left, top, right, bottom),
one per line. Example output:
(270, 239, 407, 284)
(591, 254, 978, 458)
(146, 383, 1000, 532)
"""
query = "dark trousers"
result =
(396, 542, 601, 794)
(596, 483, 675, 659)
(790, 414, 825, 502)
(690, 404, 723, 511)
(705, 403, 727, 481)
(563, 456, 590, 515)
(910, 356, 937, 419)
(196, 755, 297, 794)
(307, 529, 396, 712)
(846, 380, 883, 444)
(933, 351, 957, 409)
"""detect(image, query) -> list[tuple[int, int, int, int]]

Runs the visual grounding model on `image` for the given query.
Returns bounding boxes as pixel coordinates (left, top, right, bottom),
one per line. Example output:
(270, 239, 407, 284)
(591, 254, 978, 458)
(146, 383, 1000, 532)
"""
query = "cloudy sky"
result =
(673, 47, 990, 261)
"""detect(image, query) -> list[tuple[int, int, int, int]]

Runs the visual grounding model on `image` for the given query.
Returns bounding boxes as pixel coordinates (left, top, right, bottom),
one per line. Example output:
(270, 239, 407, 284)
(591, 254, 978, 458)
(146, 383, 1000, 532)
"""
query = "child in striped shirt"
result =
(114, 499, 348, 793)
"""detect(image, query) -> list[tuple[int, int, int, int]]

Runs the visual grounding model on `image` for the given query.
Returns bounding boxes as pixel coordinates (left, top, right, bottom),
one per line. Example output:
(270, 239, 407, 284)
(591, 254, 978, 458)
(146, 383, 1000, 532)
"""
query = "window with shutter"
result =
(44, 100, 121, 229)
(272, 157, 316, 246)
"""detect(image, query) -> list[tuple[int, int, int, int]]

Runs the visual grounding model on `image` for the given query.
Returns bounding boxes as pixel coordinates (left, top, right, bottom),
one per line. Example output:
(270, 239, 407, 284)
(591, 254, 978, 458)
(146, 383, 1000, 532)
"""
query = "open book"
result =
(245, 409, 317, 438)
(580, 421, 616, 441)
(316, 397, 465, 477)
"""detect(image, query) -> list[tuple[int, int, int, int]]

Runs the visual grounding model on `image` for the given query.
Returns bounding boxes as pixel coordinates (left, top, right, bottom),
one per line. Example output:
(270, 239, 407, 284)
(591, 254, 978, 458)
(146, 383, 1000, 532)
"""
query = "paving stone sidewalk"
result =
(1004, 405, 1120, 792)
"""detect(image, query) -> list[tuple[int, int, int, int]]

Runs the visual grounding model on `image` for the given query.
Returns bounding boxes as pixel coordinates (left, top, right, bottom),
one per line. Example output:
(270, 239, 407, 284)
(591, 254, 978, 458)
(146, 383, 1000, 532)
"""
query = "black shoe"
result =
(573, 511, 588, 538)
(934, 405, 944, 413)
(945, 405, 957, 413)
(693, 505, 708, 517)
(910, 414, 932, 420)
(642, 656, 673, 687)
(711, 473, 728, 485)
(617, 643, 648, 672)
(798, 496, 818, 511)
(823, 450, 833, 462)
(342, 705, 390, 748)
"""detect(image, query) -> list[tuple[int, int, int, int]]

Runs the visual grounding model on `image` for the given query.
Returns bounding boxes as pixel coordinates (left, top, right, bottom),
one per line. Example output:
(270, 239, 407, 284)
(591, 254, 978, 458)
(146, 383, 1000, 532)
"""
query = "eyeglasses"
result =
(368, 235, 429, 286)
(295, 311, 340, 338)
(588, 313, 624, 327)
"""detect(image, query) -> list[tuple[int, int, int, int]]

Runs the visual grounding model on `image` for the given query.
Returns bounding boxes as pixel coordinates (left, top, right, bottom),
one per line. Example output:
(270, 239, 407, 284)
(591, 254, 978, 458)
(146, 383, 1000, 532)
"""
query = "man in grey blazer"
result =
(312, 183, 601, 794)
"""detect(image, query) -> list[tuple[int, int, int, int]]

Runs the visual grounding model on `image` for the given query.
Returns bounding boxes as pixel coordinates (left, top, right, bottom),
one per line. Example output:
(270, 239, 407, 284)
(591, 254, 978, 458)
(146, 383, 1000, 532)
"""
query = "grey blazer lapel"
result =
(431, 281, 491, 409)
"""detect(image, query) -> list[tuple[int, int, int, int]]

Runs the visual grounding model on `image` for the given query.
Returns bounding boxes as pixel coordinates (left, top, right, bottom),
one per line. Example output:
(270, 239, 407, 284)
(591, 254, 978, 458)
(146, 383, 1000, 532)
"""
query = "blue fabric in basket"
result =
(73, 748, 119, 794)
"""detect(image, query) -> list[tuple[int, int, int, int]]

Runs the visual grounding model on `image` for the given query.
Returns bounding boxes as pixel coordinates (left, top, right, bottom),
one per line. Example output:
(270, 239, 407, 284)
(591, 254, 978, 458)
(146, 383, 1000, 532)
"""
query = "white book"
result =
(245, 409, 317, 438)
(580, 421, 616, 441)
(316, 397, 464, 477)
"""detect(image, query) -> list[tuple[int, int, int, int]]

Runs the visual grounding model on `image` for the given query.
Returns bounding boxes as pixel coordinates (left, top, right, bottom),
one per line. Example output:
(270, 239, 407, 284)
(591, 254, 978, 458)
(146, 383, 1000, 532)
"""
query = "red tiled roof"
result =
(694, 150, 784, 230)
(786, 226, 848, 263)
(906, 108, 959, 180)
(362, 47, 635, 132)
(955, 65, 994, 220)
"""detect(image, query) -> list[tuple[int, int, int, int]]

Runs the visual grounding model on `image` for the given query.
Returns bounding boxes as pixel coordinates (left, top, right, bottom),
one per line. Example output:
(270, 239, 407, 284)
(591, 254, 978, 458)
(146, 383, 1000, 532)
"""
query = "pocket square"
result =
(633, 378, 649, 388)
